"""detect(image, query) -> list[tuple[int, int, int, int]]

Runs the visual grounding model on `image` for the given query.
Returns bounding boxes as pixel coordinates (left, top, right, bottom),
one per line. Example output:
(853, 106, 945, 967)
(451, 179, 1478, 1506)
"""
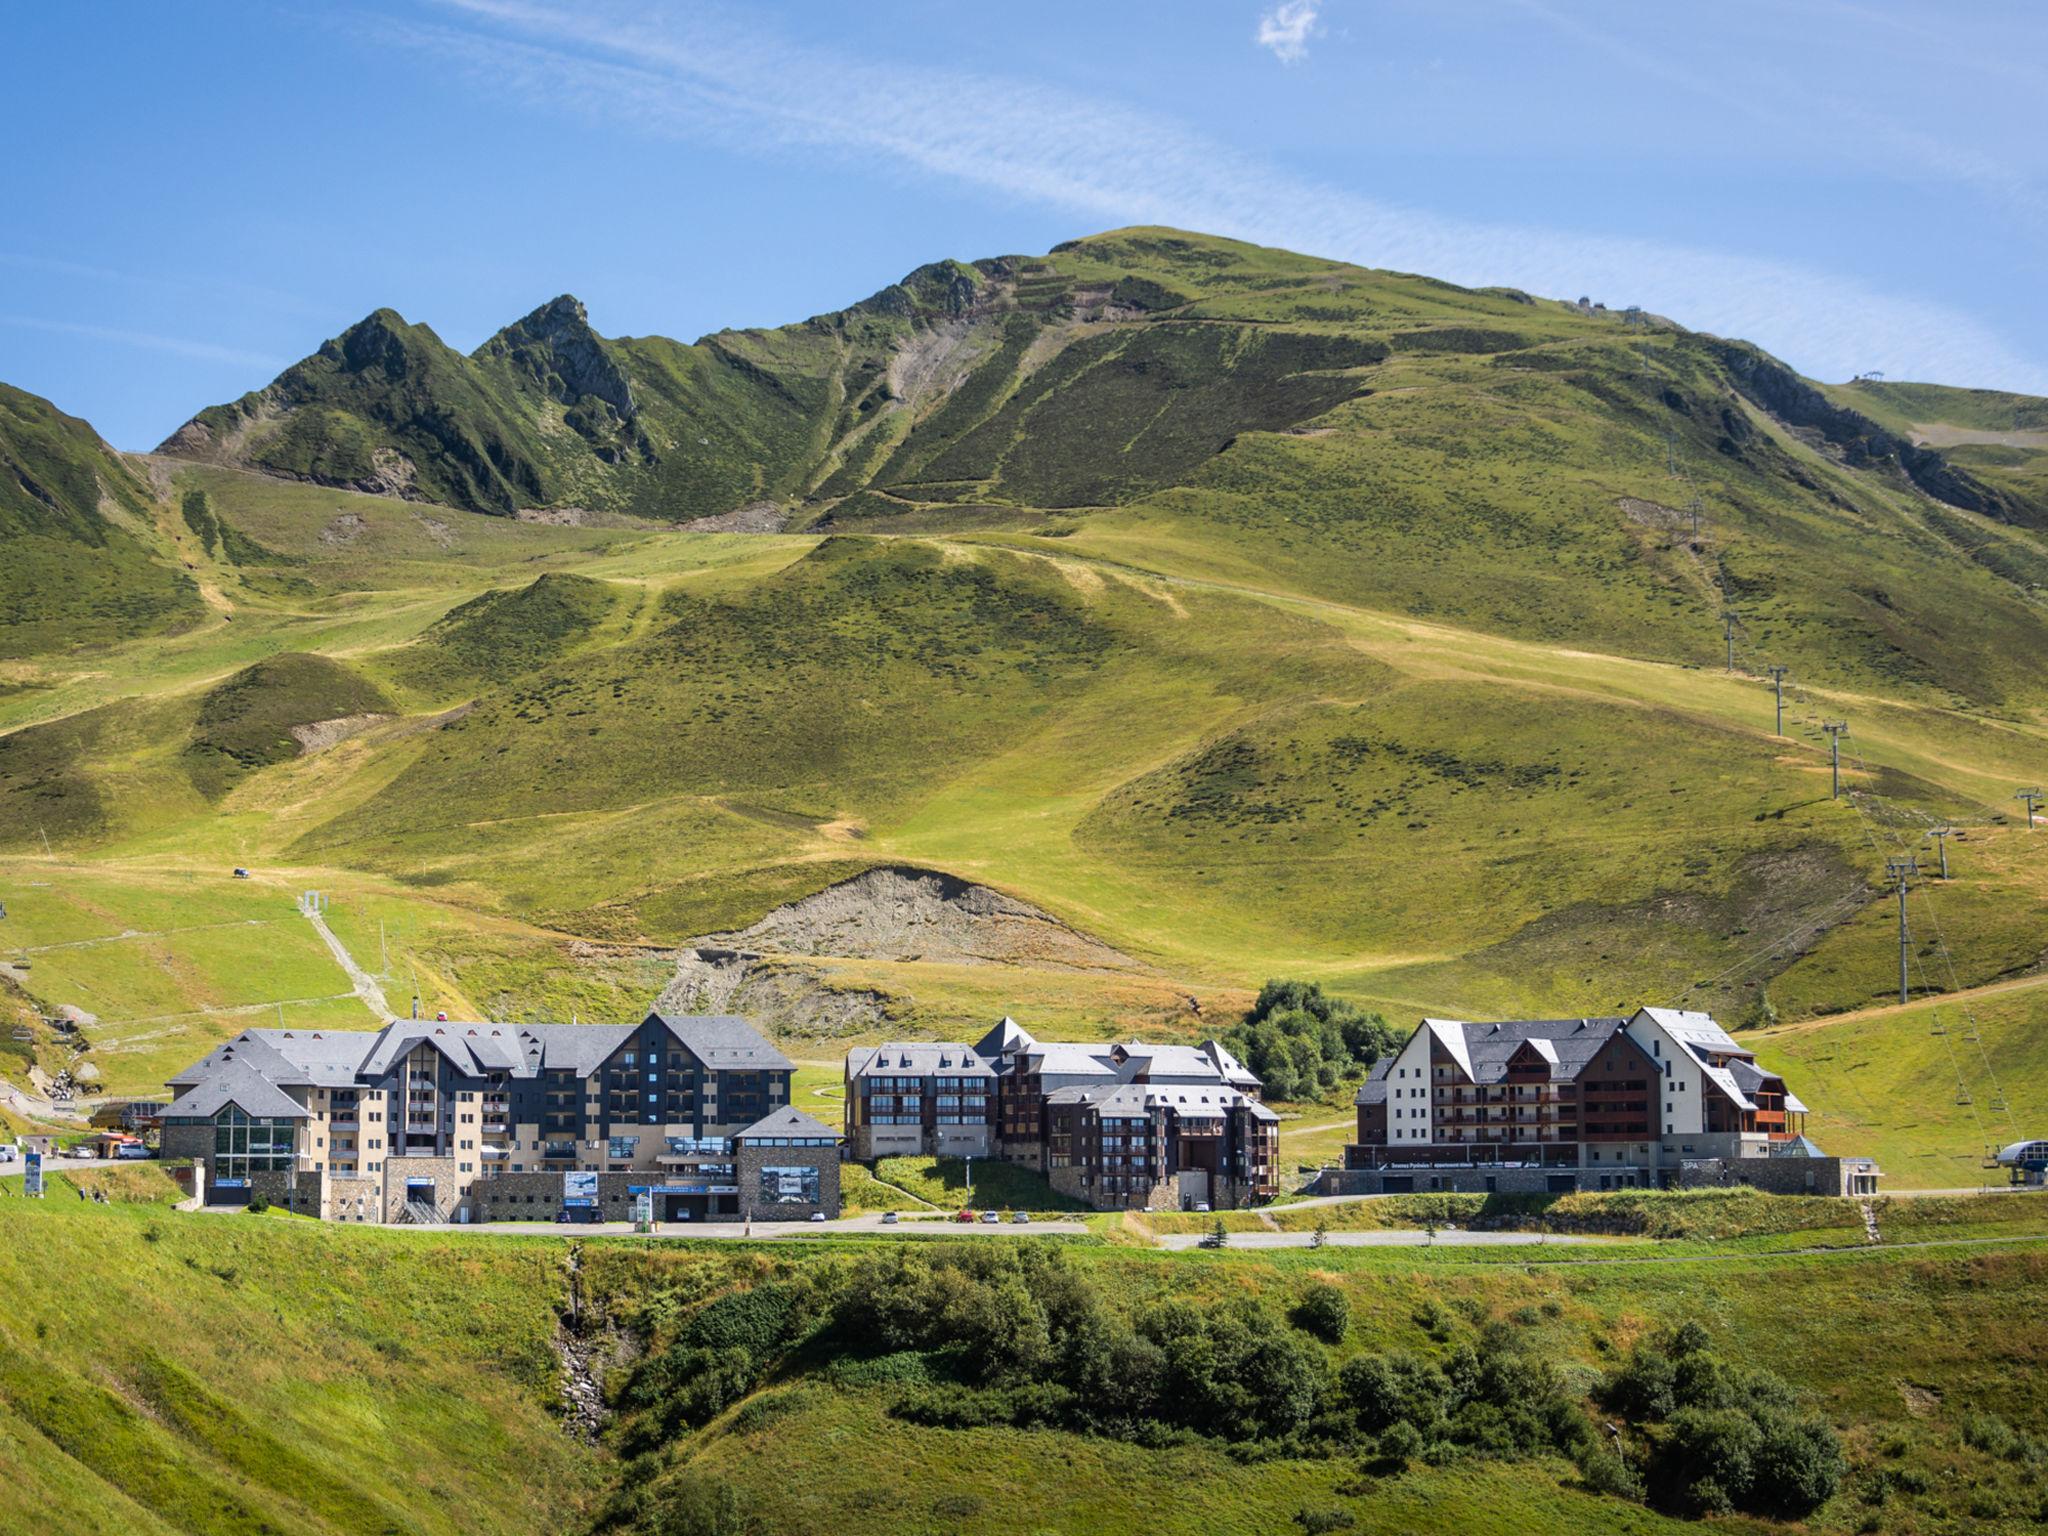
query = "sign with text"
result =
(563, 1170, 598, 1201)
(23, 1149, 42, 1198)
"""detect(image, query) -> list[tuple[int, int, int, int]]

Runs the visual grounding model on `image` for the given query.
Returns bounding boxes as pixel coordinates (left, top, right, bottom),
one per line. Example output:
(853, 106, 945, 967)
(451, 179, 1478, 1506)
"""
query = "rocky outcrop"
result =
(479, 295, 636, 418)
(1705, 338, 2019, 521)
(690, 865, 1145, 971)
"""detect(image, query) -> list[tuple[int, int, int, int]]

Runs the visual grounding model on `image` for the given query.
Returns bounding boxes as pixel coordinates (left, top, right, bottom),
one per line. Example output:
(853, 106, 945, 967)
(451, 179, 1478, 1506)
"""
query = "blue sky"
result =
(2, 0, 2043, 448)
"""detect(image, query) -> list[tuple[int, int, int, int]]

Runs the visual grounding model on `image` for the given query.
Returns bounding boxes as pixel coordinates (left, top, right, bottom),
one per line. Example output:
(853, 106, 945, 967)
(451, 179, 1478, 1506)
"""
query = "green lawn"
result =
(870, 1154, 1092, 1212)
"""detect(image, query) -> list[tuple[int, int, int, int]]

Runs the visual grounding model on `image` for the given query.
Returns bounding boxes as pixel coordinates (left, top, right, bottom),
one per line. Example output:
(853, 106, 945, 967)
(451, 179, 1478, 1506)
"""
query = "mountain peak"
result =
(479, 295, 633, 418)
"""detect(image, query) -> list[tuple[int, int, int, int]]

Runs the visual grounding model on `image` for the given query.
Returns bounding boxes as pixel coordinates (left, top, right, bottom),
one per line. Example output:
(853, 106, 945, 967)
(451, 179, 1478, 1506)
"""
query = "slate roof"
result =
(1354, 1056, 1393, 1107)
(1422, 1017, 1628, 1085)
(164, 1013, 793, 1105)
(165, 1058, 309, 1121)
(847, 1042, 994, 1078)
(735, 1104, 842, 1141)
(975, 1015, 1035, 1059)
(1044, 1081, 1275, 1122)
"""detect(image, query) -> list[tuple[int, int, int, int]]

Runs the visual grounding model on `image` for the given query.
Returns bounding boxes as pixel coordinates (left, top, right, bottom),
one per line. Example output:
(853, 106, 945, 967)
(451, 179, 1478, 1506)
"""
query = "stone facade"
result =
(737, 1141, 839, 1222)
(381, 1155, 461, 1222)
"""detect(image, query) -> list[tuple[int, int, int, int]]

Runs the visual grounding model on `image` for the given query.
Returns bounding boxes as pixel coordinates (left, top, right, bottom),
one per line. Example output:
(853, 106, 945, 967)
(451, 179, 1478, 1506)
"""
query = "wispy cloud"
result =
(1256, 1, 1321, 64)
(380, 0, 2044, 393)
(0, 314, 283, 371)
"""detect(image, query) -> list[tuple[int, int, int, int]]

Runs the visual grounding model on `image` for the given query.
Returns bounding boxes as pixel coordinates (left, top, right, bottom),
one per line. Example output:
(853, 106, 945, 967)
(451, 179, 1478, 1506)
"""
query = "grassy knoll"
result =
(0, 1188, 600, 1534)
(871, 1153, 1092, 1212)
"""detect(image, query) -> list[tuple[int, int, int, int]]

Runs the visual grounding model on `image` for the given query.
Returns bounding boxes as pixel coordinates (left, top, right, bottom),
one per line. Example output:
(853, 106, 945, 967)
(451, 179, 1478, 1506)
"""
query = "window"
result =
(758, 1165, 820, 1205)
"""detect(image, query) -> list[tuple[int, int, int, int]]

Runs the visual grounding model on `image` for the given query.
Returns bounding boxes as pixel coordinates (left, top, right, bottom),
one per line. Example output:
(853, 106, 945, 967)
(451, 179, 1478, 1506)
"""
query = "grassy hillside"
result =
(6, 1182, 2044, 1535)
(0, 383, 202, 657)
(0, 1184, 600, 1534)
(5, 228, 2048, 1185)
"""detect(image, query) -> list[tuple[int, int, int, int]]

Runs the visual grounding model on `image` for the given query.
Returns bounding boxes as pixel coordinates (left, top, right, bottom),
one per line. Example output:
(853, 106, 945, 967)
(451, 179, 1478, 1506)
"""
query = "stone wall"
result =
(381, 1155, 461, 1222)
(327, 1175, 379, 1221)
(1677, 1156, 1877, 1196)
(737, 1142, 839, 1221)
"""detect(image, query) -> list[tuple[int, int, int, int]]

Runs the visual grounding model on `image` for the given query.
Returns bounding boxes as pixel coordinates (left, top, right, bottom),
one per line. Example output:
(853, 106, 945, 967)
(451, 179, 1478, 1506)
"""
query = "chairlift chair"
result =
(1929, 1013, 1948, 1036)
(1955, 1086, 1974, 1106)
(1989, 1095, 2008, 1113)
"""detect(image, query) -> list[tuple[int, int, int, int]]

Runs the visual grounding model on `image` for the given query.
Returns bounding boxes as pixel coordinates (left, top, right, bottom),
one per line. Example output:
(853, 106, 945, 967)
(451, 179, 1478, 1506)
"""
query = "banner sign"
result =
(563, 1170, 598, 1200)
(23, 1149, 42, 1198)
(213, 1177, 249, 1189)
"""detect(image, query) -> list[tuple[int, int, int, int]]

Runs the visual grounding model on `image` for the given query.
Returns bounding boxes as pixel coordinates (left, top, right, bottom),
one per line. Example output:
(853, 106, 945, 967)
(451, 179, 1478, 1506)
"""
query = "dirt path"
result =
(1753, 971, 2048, 1040)
(302, 905, 391, 1020)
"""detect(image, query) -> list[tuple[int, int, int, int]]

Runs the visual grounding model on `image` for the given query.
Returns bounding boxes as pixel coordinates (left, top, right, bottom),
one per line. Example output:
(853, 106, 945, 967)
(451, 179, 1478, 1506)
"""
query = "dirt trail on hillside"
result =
(1754, 971, 2048, 1040)
(303, 905, 392, 1020)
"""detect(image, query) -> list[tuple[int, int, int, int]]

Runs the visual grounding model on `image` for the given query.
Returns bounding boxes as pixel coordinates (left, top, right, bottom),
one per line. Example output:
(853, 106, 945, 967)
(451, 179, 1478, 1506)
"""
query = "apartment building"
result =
(161, 1011, 842, 1222)
(843, 1042, 995, 1160)
(842, 1019, 1277, 1210)
(1335, 1006, 1878, 1197)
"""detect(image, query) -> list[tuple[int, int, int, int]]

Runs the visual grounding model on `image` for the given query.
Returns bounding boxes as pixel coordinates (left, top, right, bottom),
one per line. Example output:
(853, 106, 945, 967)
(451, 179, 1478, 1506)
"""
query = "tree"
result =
(1225, 980, 1399, 1103)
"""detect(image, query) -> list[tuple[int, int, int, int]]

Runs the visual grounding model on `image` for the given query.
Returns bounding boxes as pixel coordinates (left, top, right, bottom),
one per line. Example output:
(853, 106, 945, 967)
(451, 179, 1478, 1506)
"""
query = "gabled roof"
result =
(1422, 1018, 1475, 1080)
(1021, 1042, 1119, 1077)
(649, 1012, 794, 1071)
(1414, 1017, 1626, 1085)
(165, 1058, 308, 1121)
(735, 1104, 841, 1141)
(975, 1015, 1035, 1059)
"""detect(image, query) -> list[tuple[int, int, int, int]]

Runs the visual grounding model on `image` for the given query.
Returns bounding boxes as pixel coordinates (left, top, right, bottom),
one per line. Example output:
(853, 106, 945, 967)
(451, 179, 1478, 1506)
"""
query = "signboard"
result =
(562, 1197, 596, 1209)
(563, 1170, 598, 1201)
(22, 1149, 42, 1198)
(213, 1177, 249, 1189)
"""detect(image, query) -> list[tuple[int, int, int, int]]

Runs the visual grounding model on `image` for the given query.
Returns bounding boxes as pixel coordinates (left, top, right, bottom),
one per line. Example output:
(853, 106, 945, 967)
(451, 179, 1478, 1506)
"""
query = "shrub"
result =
(246, 1196, 270, 1215)
(1295, 1508, 1355, 1533)
(1660, 1407, 1762, 1514)
(1340, 1352, 1447, 1434)
(1374, 1419, 1424, 1466)
(1293, 1283, 1350, 1343)
(1750, 1407, 1847, 1517)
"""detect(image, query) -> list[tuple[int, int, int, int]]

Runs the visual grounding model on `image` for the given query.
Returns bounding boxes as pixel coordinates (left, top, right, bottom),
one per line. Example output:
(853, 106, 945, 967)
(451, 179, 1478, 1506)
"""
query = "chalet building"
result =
(1334, 1006, 1879, 1197)
(842, 1019, 1277, 1210)
(161, 1012, 841, 1223)
(843, 1042, 996, 1160)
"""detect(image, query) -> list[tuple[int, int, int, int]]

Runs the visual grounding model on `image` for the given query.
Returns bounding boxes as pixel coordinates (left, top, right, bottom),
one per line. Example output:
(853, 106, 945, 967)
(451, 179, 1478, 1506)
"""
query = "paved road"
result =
(188, 1208, 1094, 1240)
(1156, 1228, 1600, 1251)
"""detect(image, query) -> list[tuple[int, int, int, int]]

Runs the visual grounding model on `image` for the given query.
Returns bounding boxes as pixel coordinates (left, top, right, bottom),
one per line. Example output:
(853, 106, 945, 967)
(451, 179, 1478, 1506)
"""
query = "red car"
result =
(954, 1208, 978, 1223)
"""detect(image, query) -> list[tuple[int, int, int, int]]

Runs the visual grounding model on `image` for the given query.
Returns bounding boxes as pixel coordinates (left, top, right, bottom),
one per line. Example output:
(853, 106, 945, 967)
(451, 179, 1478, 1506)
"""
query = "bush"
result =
(1661, 1407, 1762, 1515)
(1750, 1407, 1847, 1517)
(1340, 1351, 1446, 1434)
(246, 1196, 270, 1214)
(1374, 1419, 1425, 1466)
(1293, 1283, 1350, 1343)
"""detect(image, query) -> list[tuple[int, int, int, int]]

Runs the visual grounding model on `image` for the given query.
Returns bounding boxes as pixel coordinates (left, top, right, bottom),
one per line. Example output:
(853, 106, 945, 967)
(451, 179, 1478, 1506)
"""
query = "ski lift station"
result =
(1992, 1141, 2048, 1188)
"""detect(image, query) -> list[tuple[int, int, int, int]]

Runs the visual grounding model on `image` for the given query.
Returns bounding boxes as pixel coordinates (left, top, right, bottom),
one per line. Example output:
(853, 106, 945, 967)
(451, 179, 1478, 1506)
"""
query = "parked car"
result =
(980, 1210, 1000, 1224)
(1011, 1211, 1030, 1224)
(954, 1209, 977, 1223)
(114, 1143, 153, 1160)
(67, 1145, 96, 1159)
(808, 1211, 827, 1222)
(0, 1144, 17, 1163)
(1194, 1201, 1212, 1213)
(880, 1211, 900, 1224)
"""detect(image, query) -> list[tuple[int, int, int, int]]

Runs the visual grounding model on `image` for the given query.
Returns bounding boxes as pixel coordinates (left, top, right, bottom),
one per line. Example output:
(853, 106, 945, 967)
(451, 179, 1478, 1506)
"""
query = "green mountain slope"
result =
(0, 383, 202, 656)
(8, 228, 2048, 1183)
